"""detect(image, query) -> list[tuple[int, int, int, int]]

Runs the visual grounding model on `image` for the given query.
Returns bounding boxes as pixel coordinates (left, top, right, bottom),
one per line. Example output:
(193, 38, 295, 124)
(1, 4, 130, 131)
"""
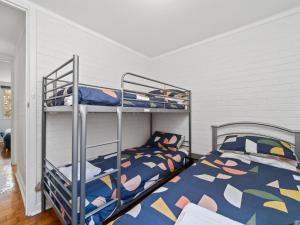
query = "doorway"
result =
(0, 0, 26, 208)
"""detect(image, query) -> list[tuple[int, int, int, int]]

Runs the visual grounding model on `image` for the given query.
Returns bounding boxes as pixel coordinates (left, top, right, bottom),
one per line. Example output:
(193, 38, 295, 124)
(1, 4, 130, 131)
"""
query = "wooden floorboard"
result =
(0, 146, 60, 225)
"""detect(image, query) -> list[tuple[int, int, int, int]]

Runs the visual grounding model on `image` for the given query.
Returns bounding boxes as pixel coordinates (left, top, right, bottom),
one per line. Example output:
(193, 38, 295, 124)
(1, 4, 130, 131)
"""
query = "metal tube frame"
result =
(45, 167, 72, 197)
(45, 159, 72, 184)
(41, 55, 80, 225)
(79, 105, 87, 225)
(121, 73, 192, 157)
(71, 55, 79, 225)
(116, 106, 122, 207)
(188, 91, 192, 157)
(211, 122, 300, 166)
(41, 77, 46, 212)
(41, 57, 192, 225)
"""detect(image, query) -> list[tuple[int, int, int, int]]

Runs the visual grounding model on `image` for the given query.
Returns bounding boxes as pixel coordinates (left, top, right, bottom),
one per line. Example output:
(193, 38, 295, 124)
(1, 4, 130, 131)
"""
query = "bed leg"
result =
(41, 192, 46, 212)
(150, 113, 153, 136)
(41, 77, 47, 213)
(71, 55, 79, 225)
(116, 107, 122, 208)
(79, 105, 87, 225)
(211, 126, 218, 151)
(295, 132, 300, 168)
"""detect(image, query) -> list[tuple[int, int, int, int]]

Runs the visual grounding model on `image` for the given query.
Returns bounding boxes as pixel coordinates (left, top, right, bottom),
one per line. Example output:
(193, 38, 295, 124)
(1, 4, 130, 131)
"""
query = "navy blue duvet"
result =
(46, 86, 186, 109)
(113, 151, 300, 225)
(45, 146, 187, 224)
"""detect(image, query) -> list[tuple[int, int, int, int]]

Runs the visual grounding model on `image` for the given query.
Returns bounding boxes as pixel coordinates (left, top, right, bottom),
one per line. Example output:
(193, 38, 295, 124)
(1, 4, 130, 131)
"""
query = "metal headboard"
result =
(211, 122, 300, 163)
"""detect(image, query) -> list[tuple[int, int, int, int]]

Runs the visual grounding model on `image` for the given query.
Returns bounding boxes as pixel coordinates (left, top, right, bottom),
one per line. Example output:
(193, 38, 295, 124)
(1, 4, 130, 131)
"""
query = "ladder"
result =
(78, 105, 122, 225)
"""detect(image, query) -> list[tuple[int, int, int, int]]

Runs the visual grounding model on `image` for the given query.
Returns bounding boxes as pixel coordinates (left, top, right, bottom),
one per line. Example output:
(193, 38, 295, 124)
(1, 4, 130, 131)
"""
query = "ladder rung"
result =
(87, 140, 119, 149)
(85, 169, 118, 183)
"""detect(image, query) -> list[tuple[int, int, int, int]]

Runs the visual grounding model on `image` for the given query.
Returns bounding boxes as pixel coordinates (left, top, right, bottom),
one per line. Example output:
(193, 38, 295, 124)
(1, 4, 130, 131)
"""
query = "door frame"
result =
(1, 0, 37, 216)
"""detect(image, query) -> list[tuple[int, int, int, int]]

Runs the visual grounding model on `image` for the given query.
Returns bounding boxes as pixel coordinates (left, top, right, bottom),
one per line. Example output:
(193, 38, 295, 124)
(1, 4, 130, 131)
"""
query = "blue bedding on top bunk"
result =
(46, 86, 186, 109)
(45, 146, 187, 224)
(113, 151, 300, 225)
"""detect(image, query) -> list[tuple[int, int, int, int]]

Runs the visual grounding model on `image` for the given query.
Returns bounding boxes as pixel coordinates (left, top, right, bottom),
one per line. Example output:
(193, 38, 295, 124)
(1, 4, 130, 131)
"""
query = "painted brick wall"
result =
(35, 11, 151, 168)
(150, 12, 300, 155)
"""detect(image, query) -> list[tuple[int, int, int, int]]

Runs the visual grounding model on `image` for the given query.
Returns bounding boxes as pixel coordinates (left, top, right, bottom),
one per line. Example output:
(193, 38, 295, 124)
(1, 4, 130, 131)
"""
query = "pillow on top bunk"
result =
(219, 135, 297, 161)
(145, 131, 185, 151)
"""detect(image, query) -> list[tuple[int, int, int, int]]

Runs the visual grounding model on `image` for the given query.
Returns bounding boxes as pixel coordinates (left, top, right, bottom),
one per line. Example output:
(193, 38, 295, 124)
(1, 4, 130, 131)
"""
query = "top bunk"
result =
(42, 55, 191, 113)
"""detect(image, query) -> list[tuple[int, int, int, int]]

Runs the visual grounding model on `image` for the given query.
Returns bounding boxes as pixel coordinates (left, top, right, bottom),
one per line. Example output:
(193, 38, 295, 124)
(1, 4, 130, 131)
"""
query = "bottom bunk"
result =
(112, 151, 300, 225)
(44, 146, 188, 224)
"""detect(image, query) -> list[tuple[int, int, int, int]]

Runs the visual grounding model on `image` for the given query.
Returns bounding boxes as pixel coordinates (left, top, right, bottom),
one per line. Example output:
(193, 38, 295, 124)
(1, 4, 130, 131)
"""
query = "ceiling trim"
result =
(153, 5, 300, 59)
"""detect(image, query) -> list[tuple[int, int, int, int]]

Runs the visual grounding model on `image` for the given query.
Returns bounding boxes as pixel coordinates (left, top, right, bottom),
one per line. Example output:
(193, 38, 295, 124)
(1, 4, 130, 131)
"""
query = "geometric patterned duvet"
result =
(113, 151, 300, 225)
(45, 146, 187, 224)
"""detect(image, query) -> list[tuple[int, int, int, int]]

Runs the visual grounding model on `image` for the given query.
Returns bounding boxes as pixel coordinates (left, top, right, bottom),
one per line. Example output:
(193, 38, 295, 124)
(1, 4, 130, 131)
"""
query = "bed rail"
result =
(121, 72, 191, 111)
(211, 122, 300, 165)
(41, 55, 192, 225)
(121, 72, 192, 156)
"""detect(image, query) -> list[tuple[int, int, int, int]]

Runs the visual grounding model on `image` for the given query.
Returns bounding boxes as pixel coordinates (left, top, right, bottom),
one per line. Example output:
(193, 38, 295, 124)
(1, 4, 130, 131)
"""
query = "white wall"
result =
(36, 11, 151, 164)
(12, 30, 26, 187)
(150, 11, 300, 155)
(0, 61, 12, 82)
(46, 113, 151, 166)
(0, 118, 10, 130)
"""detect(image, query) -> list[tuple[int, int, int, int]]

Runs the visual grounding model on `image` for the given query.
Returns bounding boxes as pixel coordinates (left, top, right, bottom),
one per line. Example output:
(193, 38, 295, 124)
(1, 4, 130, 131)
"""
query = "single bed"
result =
(112, 122, 300, 225)
(45, 145, 188, 224)
(113, 151, 300, 225)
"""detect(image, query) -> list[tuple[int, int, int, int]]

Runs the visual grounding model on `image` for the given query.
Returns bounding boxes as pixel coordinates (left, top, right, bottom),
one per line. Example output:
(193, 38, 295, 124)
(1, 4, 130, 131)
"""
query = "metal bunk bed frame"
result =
(41, 55, 192, 225)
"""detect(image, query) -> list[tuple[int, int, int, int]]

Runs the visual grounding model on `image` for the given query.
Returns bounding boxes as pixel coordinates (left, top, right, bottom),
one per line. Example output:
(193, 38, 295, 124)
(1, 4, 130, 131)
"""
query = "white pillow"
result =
(177, 135, 185, 149)
(220, 151, 298, 172)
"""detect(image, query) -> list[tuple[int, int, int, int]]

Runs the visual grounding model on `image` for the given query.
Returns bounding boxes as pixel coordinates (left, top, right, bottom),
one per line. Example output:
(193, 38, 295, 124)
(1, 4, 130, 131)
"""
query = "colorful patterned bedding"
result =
(46, 86, 186, 110)
(113, 151, 300, 225)
(44, 146, 187, 224)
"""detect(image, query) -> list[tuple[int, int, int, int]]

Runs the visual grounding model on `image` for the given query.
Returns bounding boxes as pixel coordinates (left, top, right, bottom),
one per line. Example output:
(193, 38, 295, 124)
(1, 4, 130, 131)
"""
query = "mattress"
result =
(113, 151, 300, 225)
(46, 86, 187, 110)
(44, 146, 187, 224)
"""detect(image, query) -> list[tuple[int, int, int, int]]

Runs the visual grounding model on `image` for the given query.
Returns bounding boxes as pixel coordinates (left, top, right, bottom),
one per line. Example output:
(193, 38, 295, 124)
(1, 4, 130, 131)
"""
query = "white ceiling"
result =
(0, 2, 25, 56)
(30, 0, 300, 57)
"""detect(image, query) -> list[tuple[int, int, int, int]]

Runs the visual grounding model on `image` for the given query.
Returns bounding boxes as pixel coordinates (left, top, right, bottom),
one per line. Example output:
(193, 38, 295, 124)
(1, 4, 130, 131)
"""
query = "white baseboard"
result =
(29, 203, 41, 216)
(28, 199, 52, 216)
(15, 170, 26, 207)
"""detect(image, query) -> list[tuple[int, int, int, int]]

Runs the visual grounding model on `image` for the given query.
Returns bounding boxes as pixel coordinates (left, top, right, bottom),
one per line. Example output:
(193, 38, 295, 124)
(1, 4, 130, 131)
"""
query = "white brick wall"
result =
(35, 11, 151, 169)
(36, 10, 300, 160)
(150, 12, 300, 155)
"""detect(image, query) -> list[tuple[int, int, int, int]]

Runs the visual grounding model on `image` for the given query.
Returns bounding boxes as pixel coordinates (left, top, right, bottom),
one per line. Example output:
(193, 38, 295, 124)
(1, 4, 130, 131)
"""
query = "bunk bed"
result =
(112, 122, 300, 225)
(41, 55, 192, 225)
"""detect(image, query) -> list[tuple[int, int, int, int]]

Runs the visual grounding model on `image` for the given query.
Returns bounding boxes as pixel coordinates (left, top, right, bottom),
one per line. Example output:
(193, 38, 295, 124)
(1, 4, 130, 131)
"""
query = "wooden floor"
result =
(0, 146, 60, 225)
